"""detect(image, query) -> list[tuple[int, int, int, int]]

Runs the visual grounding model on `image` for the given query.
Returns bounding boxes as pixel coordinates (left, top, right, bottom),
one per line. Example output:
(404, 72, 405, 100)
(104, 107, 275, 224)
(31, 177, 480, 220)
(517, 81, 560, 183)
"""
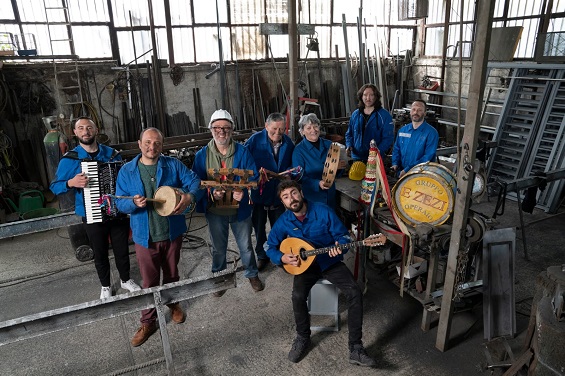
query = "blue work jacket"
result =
(391, 121, 439, 175)
(245, 129, 294, 207)
(115, 154, 202, 248)
(49, 143, 121, 218)
(345, 107, 394, 161)
(192, 142, 258, 221)
(292, 137, 341, 209)
(266, 201, 351, 271)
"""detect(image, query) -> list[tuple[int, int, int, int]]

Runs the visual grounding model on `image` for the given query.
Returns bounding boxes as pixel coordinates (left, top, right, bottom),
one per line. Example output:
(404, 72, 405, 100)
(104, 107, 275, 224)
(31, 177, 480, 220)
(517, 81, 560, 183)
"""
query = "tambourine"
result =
(321, 142, 341, 188)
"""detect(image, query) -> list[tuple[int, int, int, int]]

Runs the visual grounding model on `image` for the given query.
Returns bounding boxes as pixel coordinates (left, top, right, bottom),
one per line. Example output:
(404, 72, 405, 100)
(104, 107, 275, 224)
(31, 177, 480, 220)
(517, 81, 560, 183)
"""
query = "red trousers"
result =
(134, 236, 183, 324)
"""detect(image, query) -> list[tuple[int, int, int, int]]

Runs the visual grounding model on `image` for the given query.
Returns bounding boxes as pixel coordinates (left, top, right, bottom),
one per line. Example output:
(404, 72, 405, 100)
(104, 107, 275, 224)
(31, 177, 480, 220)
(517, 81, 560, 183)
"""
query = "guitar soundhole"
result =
(299, 248, 308, 261)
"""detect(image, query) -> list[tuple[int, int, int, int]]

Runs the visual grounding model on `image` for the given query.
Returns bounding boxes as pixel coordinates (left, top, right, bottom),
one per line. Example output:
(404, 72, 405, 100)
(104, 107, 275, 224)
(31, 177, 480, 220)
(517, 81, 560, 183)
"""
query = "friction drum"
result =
(153, 186, 181, 216)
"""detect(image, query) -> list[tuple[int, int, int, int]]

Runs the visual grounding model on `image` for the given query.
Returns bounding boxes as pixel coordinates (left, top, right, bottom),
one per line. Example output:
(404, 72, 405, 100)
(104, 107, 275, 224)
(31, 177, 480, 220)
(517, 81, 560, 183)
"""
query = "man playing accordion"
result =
(50, 117, 141, 300)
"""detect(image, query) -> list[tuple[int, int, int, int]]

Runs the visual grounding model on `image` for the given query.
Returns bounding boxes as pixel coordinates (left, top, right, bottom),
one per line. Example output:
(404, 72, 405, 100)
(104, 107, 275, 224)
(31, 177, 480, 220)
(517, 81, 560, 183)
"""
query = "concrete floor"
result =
(0, 197, 563, 376)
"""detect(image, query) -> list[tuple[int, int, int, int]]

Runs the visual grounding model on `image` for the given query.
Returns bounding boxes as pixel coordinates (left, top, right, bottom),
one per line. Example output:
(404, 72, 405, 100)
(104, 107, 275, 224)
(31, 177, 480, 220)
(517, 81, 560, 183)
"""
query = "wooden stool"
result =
(307, 279, 340, 332)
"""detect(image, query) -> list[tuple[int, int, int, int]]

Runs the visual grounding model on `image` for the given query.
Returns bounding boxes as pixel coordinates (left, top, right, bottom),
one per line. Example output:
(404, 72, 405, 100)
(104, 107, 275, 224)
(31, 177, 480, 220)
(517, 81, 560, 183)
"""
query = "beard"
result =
(287, 199, 304, 213)
(412, 114, 424, 123)
(79, 136, 96, 145)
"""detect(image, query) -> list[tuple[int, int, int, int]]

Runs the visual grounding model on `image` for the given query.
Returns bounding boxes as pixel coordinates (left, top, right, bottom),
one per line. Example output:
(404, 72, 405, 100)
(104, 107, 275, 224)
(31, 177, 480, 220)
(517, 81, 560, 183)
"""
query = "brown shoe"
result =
(168, 303, 186, 324)
(213, 290, 227, 297)
(249, 276, 264, 292)
(131, 323, 158, 347)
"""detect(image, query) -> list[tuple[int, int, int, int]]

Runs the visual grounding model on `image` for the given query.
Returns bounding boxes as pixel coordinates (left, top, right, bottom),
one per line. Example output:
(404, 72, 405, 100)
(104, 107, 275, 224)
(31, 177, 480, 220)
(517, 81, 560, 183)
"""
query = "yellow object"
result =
(391, 162, 456, 226)
(348, 161, 366, 181)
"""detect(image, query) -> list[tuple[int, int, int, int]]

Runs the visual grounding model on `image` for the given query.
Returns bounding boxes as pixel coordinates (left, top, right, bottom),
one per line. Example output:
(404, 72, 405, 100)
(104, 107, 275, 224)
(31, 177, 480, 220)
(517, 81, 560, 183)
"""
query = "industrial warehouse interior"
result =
(0, 0, 564, 375)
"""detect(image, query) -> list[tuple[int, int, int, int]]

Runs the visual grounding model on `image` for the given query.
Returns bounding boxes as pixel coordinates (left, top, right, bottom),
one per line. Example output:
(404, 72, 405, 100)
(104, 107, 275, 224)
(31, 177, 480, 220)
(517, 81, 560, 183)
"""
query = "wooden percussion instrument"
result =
(203, 168, 257, 208)
(322, 142, 341, 188)
(100, 186, 194, 217)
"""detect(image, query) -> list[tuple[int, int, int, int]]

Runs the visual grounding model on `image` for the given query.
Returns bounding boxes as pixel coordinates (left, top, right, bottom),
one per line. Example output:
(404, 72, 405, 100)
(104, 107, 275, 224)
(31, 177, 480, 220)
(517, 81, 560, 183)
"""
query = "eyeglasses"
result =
(211, 126, 232, 133)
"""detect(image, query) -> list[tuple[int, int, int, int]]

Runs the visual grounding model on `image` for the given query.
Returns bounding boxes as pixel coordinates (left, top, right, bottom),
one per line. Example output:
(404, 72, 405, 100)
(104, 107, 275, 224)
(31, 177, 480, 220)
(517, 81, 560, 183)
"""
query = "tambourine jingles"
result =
(322, 142, 341, 188)
(153, 186, 195, 216)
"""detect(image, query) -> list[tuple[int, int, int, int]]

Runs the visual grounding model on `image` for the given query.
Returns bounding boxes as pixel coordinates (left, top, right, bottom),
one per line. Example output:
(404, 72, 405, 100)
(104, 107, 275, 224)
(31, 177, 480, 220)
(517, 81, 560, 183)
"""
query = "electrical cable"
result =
(0, 78, 9, 114)
(97, 81, 120, 120)
(0, 212, 245, 287)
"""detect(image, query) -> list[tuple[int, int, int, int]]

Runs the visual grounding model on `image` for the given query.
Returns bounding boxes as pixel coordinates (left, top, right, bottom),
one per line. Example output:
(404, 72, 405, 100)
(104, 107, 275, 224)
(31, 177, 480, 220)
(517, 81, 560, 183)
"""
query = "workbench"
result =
(335, 176, 449, 331)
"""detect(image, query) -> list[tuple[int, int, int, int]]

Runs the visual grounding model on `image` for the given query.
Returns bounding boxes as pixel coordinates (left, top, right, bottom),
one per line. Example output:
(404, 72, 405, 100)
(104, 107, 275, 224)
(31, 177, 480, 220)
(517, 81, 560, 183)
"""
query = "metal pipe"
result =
(215, 0, 226, 109)
(129, 11, 145, 130)
(342, 14, 355, 115)
(288, 0, 299, 141)
(147, 0, 165, 132)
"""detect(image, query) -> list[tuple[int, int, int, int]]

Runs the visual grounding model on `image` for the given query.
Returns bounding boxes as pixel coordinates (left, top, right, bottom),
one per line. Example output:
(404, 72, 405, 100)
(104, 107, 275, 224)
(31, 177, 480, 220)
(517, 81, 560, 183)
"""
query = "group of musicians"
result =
(49, 84, 438, 367)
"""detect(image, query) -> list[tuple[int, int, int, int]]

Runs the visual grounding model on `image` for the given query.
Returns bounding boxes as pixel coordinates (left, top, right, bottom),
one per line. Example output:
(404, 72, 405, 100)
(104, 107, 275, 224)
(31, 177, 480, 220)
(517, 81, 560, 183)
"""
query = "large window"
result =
(2, 0, 558, 64)
(423, 0, 557, 60)
(0, 0, 414, 63)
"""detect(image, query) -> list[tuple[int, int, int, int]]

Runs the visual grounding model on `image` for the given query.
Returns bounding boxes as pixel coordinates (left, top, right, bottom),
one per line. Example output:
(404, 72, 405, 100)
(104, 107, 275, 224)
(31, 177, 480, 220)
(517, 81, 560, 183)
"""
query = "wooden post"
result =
(435, 0, 496, 352)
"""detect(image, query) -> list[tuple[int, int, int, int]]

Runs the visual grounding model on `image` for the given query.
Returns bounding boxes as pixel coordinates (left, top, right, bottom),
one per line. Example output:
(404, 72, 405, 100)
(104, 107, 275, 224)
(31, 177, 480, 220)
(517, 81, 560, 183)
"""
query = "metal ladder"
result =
(43, 0, 85, 117)
(530, 70, 565, 212)
(488, 67, 565, 212)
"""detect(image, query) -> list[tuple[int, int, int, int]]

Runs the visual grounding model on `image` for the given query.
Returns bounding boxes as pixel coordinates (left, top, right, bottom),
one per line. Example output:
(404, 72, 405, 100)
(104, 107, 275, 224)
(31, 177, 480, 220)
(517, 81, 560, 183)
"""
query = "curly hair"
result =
(357, 83, 382, 109)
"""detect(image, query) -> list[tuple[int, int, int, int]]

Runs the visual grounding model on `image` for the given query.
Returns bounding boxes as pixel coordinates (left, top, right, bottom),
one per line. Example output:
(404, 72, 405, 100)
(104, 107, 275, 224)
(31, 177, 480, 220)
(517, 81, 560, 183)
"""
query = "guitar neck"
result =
(303, 240, 365, 258)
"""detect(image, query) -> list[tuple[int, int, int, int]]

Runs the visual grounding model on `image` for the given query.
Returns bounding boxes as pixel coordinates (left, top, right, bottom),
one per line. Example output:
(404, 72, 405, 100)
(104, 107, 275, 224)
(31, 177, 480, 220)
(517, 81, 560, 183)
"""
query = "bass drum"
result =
(391, 162, 457, 227)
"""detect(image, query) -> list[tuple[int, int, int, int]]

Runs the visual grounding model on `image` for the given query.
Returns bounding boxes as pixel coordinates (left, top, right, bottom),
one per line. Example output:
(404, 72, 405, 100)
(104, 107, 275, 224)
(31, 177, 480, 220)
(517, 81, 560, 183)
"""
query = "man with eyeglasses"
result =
(50, 117, 141, 300)
(193, 109, 264, 296)
(245, 112, 295, 271)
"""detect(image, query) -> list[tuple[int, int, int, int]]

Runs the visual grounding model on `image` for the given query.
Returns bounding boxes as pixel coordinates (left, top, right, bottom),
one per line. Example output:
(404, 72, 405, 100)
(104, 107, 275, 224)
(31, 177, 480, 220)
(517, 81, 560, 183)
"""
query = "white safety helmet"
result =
(209, 109, 234, 128)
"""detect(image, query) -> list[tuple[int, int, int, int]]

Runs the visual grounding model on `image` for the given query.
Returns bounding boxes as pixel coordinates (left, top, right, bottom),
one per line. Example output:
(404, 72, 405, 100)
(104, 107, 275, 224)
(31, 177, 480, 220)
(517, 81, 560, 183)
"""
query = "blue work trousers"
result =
(205, 213, 258, 278)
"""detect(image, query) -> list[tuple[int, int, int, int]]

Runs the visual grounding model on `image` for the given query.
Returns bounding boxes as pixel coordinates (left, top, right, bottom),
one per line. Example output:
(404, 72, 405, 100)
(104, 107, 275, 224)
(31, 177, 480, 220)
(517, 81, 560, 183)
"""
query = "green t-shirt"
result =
(138, 161, 169, 242)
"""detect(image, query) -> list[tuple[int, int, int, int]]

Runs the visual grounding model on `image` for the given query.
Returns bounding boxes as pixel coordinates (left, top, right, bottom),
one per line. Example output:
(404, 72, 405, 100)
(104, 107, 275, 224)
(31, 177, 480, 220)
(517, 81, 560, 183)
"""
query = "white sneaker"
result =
(121, 279, 141, 292)
(100, 286, 112, 299)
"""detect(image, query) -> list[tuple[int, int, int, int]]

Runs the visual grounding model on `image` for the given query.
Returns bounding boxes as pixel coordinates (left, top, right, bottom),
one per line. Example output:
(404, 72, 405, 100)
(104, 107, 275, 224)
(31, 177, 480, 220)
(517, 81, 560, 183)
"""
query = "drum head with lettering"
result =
(391, 169, 455, 227)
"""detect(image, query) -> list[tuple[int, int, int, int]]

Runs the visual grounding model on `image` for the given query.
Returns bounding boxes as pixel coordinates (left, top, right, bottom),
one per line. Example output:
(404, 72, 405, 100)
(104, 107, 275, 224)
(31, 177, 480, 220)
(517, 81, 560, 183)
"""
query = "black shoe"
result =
(288, 336, 311, 363)
(257, 258, 270, 271)
(349, 344, 376, 367)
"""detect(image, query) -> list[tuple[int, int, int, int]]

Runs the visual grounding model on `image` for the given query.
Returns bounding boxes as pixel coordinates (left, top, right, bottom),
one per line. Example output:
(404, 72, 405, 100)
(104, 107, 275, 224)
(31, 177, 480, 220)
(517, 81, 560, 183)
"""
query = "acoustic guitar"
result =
(281, 234, 386, 275)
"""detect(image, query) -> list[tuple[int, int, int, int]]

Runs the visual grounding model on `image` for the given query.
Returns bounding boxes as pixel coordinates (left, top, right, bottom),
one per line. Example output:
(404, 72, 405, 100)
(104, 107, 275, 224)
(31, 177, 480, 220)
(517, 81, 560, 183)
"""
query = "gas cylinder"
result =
(67, 223, 93, 262)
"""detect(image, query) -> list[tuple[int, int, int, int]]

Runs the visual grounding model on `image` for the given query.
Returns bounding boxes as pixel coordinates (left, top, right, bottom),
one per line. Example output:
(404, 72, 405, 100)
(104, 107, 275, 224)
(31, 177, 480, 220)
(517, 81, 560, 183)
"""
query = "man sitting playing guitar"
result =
(266, 180, 379, 367)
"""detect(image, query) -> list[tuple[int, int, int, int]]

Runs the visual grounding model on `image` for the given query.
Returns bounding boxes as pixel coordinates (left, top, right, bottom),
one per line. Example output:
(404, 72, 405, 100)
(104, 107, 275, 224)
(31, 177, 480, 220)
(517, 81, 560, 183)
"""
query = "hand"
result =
(346, 147, 351, 157)
(232, 189, 243, 202)
(390, 165, 397, 173)
(68, 173, 89, 188)
(172, 190, 192, 215)
(213, 188, 225, 200)
(282, 253, 301, 267)
(319, 180, 330, 190)
(399, 170, 406, 178)
(133, 194, 147, 208)
(328, 241, 342, 258)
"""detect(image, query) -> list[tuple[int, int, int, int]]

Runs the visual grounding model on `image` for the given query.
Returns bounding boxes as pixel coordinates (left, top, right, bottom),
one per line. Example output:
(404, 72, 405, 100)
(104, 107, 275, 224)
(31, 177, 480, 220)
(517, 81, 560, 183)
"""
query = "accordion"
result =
(81, 161, 124, 224)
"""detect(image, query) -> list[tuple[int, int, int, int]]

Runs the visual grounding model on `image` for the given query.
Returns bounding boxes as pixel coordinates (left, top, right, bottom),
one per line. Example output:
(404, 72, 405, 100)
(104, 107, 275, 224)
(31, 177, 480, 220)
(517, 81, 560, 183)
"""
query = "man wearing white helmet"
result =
(193, 109, 264, 296)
